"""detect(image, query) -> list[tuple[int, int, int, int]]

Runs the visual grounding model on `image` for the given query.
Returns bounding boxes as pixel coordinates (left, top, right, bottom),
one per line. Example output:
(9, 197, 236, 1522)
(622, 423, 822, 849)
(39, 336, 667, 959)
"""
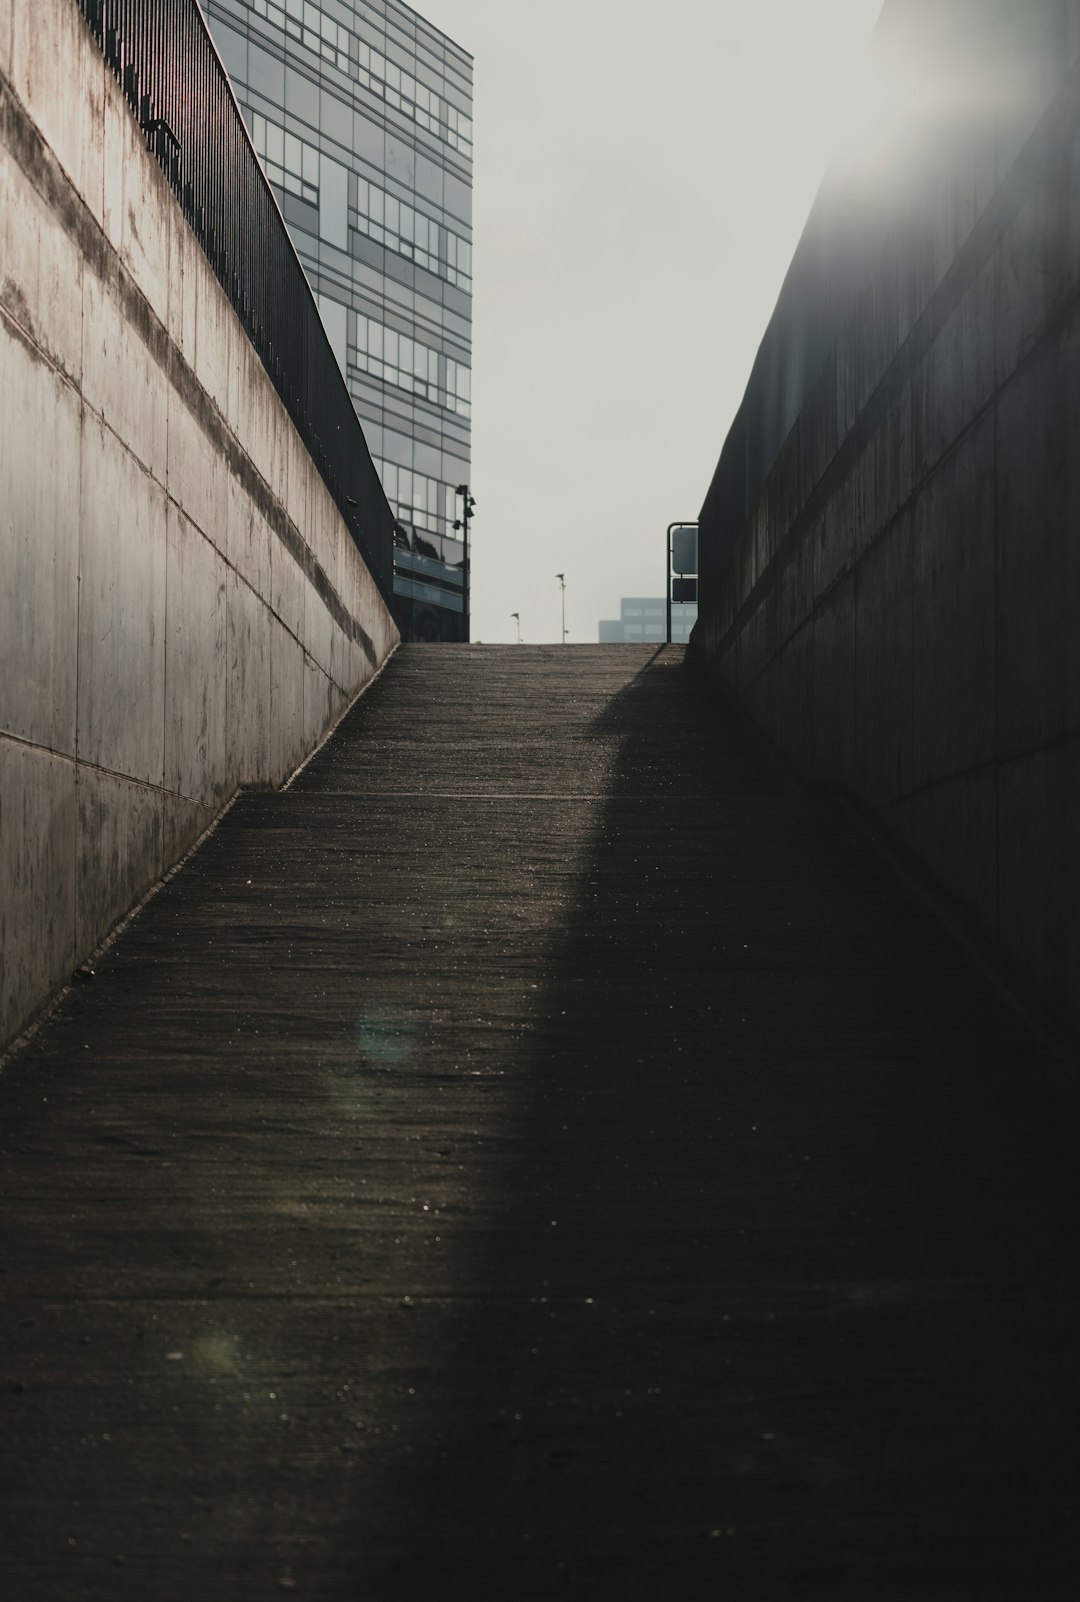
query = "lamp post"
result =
(510, 611, 521, 643)
(555, 573, 566, 643)
(452, 484, 475, 643)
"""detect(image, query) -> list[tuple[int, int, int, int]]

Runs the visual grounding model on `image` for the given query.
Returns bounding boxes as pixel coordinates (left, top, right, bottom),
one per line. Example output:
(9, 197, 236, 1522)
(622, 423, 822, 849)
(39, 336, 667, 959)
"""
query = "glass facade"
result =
(206, 0, 473, 641)
(598, 599, 698, 645)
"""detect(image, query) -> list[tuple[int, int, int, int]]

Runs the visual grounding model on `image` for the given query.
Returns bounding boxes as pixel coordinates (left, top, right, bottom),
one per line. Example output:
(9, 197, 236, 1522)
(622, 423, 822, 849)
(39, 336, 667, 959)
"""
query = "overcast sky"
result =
(420, 0, 885, 642)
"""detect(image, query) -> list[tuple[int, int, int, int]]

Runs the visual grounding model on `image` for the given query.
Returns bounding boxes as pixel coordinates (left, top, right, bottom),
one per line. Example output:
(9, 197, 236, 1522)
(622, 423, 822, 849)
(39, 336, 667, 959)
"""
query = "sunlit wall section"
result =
(207, 0, 473, 641)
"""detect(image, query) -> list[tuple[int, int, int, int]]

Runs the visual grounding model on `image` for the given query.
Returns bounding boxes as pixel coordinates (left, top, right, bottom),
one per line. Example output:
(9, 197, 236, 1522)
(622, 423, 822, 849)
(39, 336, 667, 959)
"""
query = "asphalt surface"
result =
(1, 643, 1078, 1600)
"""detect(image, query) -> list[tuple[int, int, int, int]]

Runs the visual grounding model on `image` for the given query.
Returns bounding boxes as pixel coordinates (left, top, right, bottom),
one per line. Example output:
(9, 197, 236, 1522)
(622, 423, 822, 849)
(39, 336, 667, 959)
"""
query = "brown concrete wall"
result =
(0, 0, 399, 1052)
(693, 0, 1080, 1036)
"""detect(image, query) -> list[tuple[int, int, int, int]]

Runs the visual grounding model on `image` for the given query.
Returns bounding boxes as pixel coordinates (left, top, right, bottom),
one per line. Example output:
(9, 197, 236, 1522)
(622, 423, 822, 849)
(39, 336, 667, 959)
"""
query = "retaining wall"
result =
(0, 0, 399, 1051)
(693, 0, 1080, 1037)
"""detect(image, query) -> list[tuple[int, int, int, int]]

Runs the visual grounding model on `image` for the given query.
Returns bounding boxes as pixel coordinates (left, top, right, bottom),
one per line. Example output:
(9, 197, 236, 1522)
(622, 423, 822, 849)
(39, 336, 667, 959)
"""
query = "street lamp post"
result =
(555, 573, 566, 643)
(510, 611, 521, 643)
(452, 484, 475, 643)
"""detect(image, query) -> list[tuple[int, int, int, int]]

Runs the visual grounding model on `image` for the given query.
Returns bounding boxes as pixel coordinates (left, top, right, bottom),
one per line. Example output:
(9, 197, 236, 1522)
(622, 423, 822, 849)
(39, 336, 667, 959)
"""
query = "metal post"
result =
(555, 574, 566, 643)
(666, 521, 698, 645)
(454, 484, 475, 643)
(666, 524, 673, 644)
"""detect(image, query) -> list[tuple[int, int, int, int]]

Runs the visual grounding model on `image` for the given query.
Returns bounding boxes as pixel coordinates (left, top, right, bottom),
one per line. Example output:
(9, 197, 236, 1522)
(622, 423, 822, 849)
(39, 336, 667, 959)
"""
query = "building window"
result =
(373, 459, 456, 538)
(352, 179, 471, 288)
(356, 44, 473, 154)
(445, 356, 471, 416)
(250, 0, 352, 74)
(352, 316, 438, 404)
(247, 0, 473, 154)
(349, 316, 470, 419)
(247, 116, 471, 289)
(249, 110, 319, 204)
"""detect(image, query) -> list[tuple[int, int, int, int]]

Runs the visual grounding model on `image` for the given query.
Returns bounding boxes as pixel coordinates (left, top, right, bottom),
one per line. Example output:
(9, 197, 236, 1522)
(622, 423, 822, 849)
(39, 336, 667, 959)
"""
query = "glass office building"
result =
(598, 599, 697, 645)
(205, 0, 473, 640)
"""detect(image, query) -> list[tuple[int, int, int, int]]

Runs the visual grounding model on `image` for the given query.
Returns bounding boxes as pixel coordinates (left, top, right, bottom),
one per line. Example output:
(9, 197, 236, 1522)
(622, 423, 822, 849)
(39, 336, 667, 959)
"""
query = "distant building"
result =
(599, 598, 697, 644)
(206, 0, 473, 642)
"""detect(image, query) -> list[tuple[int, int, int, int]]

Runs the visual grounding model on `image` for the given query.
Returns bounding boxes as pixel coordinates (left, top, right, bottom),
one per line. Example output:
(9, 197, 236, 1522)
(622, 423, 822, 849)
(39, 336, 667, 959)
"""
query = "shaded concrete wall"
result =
(0, 0, 399, 1050)
(694, 0, 1080, 1036)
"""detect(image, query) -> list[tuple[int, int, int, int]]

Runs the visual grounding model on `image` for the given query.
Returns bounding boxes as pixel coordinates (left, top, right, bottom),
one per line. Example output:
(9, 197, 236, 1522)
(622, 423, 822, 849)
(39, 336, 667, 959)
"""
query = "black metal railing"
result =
(76, 0, 394, 601)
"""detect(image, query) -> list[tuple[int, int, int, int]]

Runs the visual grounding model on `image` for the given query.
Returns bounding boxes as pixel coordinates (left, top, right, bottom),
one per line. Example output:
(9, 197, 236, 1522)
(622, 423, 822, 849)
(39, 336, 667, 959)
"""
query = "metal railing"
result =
(76, 0, 395, 601)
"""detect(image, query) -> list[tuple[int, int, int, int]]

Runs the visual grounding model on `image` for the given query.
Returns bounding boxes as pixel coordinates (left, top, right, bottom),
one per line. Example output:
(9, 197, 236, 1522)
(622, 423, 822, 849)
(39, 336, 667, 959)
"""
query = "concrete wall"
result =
(694, 0, 1080, 1037)
(0, 0, 398, 1051)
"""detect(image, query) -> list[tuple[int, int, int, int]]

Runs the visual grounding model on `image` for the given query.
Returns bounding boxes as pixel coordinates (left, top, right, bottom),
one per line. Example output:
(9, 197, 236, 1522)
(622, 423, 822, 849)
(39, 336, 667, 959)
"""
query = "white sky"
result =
(421, 0, 885, 642)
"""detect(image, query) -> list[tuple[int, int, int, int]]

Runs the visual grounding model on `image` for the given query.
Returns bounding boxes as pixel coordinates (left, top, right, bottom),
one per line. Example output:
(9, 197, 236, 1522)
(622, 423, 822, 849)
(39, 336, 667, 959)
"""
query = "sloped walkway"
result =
(1, 644, 1077, 1600)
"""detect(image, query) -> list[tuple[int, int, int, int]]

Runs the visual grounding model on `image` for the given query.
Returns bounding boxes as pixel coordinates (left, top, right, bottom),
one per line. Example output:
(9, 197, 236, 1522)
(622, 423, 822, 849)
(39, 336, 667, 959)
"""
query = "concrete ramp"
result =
(1, 645, 1077, 1598)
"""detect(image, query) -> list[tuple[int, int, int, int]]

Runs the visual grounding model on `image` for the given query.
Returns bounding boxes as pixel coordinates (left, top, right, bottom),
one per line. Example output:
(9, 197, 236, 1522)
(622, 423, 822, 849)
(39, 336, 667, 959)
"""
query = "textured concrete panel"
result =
(998, 734, 1080, 1033)
(849, 436, 878, 561)
(0, 737, 75, 1045)
(1048, 733, 1080, 1035)
(330, 597, 359, 700)
(0, 0, 12, 80)
(854, 513, 913, 808)
(993, 114, 1080, 389)
(238, 333, 287, 506)
(305, 581, 336, 683)
(304, 654, 348, 762)
(193, 271, 234, 425)
(0, 97, 36, 334)
(303, 455, 338, 594)
(797, 357, 838, 505)
(270, 523, 307, 645)
(81, 266, 168, 487)
(160, 789, 216, 883)
(10, 0, 102, 226)
(164, 506, 228, 807)
(225, 473, 272, 598)
(77, 416, 167, 784)
(0, 319, 80, 753)
(991, 3, 1077, 187)
(340, 539, 387, 691)
(812, 478, 855, 603)
(75, 766, 163, 958)
(812, 579, 856, 789)
(282, 427, 310, 567)
(165, 384, 227, 544)
(910, 263, 995, 487)
(270, 619, 307, 785)
(101, 80, 171, 328)
(226, 571, 272, 789)
(776, 537, 814, 646)
(996, 301, 1080, 754)
(872, 390, 913, 536)
(774, 626, 814, 779)
(911, 408, 997, 786)
(166, 200, 198, 368)
(888, 765, 998, 945)
(0, 130, 84, 386)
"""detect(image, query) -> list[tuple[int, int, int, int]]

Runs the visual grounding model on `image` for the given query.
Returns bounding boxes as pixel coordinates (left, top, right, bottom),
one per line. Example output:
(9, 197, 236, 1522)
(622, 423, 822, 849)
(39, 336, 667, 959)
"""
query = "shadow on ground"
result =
(0, 647, 1076, 1601)
(366, 652, 1080, 1601)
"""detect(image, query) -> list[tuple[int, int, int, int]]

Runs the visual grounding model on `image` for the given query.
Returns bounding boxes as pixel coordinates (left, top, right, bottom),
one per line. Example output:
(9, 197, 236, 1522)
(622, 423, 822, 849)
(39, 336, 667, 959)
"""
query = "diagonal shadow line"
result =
(347, 652, 1080, 1600)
